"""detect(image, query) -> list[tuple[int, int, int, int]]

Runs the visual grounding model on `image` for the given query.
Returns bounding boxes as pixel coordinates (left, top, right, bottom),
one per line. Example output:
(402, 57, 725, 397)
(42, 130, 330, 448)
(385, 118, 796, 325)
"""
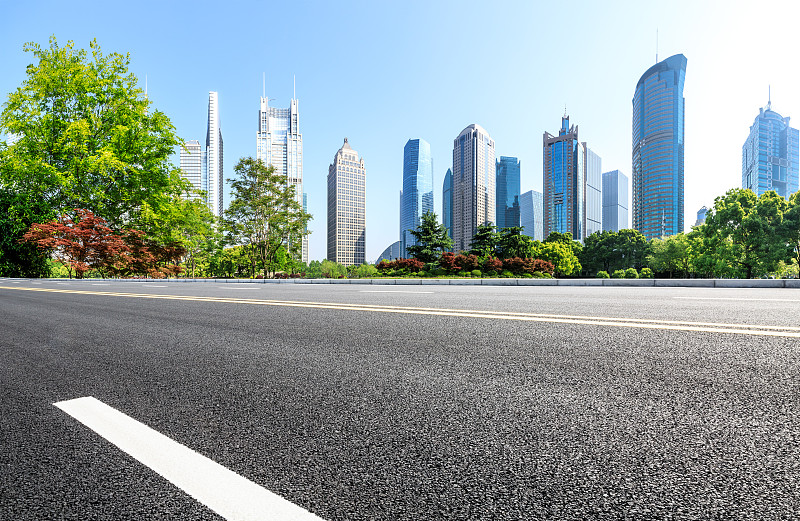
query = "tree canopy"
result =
(406, 211, 453, 263)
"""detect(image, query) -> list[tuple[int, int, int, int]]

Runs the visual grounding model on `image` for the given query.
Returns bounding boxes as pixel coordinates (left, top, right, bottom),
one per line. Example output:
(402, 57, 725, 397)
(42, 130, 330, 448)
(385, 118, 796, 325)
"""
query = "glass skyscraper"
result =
(602, 170, 629, 232)
(543, 115, 584, 240)
(742, 101, 799, 199)
(442, 168, 453, 243)
(179, 140, 203, 201)
(400, 139, 433, 258)
(520, 190, 543, 241)
(257, 94, 306, 262)
(584, 148, 602, 237)
(327, 138, 366, 266)
(632, 54, 686, 239)
(205, 91, 223, 217)
(496, 156, 521, 230)
(452, 124, 495, 253)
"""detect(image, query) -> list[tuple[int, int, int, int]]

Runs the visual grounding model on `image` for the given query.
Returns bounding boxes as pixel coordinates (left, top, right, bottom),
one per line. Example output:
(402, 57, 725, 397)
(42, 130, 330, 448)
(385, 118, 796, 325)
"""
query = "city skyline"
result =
(4, 2, 800, 260)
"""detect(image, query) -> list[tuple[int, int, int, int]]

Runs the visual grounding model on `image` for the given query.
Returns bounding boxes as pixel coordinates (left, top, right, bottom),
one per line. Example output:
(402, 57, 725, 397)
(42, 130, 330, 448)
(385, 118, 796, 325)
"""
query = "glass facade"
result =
(205, 91, 223, 217)
(452, 124, 495, 252)
(742, 104, 799, 199)
(442, 168, 453, 244)
(543, 116, 585, 240)
(585, 148, 602, 236)
(632, 54, 686, 239)
(695, 205, 708, 227)
(327, 138, 366, 266)
(602, 170, 629, 232)
(520, 190, 543, 241)
(376, 241, 401, 264)
(257, 95, 306, 262)
(400, 139, 434, 258)
(496, 156, 521, 229)
(179, 140, 203, 201)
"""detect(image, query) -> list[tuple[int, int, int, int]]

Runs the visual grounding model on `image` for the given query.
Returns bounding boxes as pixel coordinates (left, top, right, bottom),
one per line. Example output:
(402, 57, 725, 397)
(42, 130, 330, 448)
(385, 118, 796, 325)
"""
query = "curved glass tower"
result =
(632, 54, 686, 238)
(400, 139, 433, 258)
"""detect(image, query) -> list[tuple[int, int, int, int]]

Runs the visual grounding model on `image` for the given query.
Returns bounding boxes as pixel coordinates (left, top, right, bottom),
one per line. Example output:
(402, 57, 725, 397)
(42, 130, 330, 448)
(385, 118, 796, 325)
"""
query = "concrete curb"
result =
(13, 277, 800, 288)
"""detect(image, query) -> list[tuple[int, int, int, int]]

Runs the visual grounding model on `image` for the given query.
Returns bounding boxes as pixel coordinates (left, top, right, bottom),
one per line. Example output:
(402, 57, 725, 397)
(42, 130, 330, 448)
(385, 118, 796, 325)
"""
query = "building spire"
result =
(293, 74, 296, 99)
(655, 28, 659, 63)
(262, 72, 265, 98)
(768, 84, 771, 110)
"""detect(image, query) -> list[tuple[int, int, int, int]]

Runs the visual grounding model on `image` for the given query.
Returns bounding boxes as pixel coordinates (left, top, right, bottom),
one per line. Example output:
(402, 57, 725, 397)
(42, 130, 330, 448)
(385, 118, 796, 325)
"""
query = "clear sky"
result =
(3, 0, 800, 262)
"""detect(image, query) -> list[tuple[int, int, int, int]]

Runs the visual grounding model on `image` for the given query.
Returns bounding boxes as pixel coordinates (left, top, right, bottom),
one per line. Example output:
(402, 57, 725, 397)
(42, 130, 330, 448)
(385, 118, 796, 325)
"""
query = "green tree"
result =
(532, 241, 581, 277)
(0, 188, 52, 276)
(544, 231, 583, 260)
(497, 226, 536, 259)
(469, 223, 499, 257)
(0, 37, 186, 275)
(406, 211, 453, 263)
(702, 188, 787, 278)
(780, 191, 800, 269)
(647, 233, 693, 278)
(224, 158, 312, 278)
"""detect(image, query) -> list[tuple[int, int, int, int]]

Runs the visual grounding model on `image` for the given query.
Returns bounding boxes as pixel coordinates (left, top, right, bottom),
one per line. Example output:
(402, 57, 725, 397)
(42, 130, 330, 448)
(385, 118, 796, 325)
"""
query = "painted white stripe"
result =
(54, 396, 324, 521)
(676, 296, 800, 303)
(360, 290, 434, 294)
(91, 283, 110, 286)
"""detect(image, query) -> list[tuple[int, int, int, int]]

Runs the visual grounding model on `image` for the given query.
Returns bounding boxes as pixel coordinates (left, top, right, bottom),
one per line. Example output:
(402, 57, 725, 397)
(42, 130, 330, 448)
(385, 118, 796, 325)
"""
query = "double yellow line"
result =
(3, 285, 800, 338)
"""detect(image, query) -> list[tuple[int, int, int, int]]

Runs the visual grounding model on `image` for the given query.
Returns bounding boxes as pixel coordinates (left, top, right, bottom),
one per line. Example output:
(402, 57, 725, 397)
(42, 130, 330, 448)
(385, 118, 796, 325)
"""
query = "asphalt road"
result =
(2, 279, 800, 520)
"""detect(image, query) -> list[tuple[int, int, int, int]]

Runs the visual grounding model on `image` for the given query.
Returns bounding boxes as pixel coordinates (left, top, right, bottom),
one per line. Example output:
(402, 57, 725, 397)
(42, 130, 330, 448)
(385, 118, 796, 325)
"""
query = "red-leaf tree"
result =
(22, 209, 130, 278)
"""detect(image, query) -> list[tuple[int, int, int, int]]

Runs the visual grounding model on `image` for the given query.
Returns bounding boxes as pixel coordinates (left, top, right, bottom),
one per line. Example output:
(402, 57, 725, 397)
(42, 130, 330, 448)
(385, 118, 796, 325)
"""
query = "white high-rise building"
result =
(205, 91, 223, 217)
(452, 124, 495, 252)
(257, 94, 307, 262)
(327, 138, 366, 266)
(179, 140, 203, 201)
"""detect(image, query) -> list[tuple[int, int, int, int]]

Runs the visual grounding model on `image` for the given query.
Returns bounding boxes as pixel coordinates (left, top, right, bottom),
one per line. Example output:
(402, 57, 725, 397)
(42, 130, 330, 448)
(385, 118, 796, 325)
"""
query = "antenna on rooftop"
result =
(564, 104, 567, 118)
(656, 28, 659, 63)
(768, 85, 772, 110)
(293, 74, 296, 99)
(263, 72, 265, 98)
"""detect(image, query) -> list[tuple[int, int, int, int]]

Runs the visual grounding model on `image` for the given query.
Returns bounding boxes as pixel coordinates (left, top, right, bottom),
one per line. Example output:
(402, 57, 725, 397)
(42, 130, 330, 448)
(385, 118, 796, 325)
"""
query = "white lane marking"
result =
(675, 297, 800, 303)
(54, 397, 324, 521)
(146, 285, 168, 288)
(217, 286, 261, 289)
(360, 290, 434, 294)
(91, 283, 110, 286)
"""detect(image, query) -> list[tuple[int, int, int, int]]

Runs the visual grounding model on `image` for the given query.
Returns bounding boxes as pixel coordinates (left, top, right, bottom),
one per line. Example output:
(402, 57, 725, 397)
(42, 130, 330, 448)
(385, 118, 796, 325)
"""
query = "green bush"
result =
(458, 271, 470, 277)
(471, 269, 482, 278)
(596, 270, 610, 278)
(522, 273, 533, 278)
(640, 267, 653, 278)
(501, 270, 514, 278)
(417, 271, 427, 277)
(611, 269, 625, 279)
(624, 267, 639, 279)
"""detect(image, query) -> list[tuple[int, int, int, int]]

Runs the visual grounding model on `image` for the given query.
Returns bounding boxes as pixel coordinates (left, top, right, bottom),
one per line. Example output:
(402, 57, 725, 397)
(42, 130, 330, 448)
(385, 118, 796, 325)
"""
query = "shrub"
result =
(640, 267, 654, 279)
(500, 270, 514, 278)
(522, 273, 533, 278)
(455, 254, 481, 272)
(624, 267, 639, 279)
(596, 270, 610, 278)
(471, 269, 482, 278)
(525, 258, 554, 276)
(482, 257, 503, 275)
(503, 257, 525, 275)
(439, 252, 459, 272)
(611, 269, 625, 279)
(458, 271, 470, 277)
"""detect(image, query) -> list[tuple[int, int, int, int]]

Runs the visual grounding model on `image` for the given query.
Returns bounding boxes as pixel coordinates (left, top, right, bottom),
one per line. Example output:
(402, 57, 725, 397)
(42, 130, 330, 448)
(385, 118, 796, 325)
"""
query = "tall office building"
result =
(442, 168, 453, 242)
(520, 190, 544, 241)
(585, 148, 602, 236)
(602, 170, 629, 232)
(742, 100, 799, 199)
(496, 156, 521, 229)
(632, 54, 686, 238)
(452, 124, 495, 252)
(543, 115, 585, 240)
(400, 139, 433, 258)
(205, 91, 223, 217)
(695, 206, 709, 226)
(179, 140, 203, 200)
(257, 94, 307, 262)
(376, 241, 401, 263)
(327, 138, 366, 266)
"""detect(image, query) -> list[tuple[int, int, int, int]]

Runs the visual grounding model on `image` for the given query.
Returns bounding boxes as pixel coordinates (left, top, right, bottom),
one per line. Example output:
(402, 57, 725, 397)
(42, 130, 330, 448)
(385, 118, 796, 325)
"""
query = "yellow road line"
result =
(2, 285, 798, 338)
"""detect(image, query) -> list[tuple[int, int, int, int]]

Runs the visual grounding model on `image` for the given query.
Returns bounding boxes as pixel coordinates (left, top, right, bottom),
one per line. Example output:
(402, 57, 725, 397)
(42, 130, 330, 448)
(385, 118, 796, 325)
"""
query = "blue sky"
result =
(3, 0, 800, 262)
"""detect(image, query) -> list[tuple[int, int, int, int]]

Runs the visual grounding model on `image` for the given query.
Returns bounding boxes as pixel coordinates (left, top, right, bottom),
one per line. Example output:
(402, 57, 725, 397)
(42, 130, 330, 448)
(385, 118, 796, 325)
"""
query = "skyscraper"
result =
(257, 93, 307, 262)
(442, 168, 453, 242)
(742, 100, 799, 199)
(179, 140, 203, 200)
(400, 139, 433, 258)
(632, 54, 686, 238)
(452, 124, 495, 252)
(205, 91, 223, 217)
(602, 170, 629, 232)
(695, 206, 709, 226)
(327, 138, 365, 266)
(496, 156, 521, 229)
(584, 148, 602, 236)
(543, 115, 585, 240)
(520, 190, 543, 241)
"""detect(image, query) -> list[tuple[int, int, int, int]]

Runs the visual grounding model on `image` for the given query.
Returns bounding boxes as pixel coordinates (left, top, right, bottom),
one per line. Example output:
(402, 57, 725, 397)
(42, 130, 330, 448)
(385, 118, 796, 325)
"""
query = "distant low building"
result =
(520, 190, 543, 241)
(695, 206, 709, 226)
(376, 241, 401, 264)
(602, 170, 629, 232)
